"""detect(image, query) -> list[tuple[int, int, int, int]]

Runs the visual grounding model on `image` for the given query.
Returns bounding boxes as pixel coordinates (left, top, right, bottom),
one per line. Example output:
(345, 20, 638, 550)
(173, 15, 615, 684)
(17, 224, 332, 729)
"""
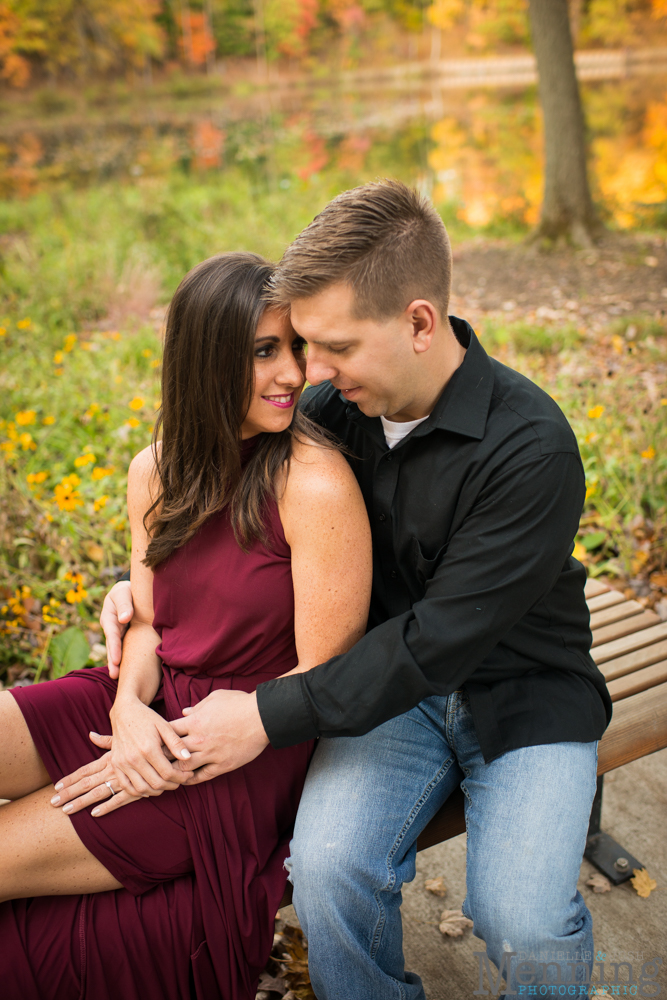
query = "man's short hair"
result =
(270, 179, 452, 320)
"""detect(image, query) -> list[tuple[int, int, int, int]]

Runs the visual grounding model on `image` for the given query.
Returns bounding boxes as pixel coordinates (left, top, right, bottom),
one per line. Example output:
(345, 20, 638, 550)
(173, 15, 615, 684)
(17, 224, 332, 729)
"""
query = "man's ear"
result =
(406, 300, 438, 354)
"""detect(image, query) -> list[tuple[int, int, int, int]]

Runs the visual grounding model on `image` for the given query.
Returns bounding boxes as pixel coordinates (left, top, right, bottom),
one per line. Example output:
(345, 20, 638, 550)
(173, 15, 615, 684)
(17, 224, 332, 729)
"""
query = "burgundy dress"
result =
(2, 440, 313, 1000)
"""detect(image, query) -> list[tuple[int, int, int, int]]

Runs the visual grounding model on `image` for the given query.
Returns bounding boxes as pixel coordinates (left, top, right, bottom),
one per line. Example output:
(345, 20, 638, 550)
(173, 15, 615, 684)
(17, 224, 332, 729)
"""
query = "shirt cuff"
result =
(256, 673, 320, 748)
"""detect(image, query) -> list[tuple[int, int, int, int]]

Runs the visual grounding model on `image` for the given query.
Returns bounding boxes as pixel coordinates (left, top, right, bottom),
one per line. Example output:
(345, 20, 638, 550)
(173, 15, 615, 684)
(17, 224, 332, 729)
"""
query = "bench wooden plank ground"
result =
(281, 579, 667, 903)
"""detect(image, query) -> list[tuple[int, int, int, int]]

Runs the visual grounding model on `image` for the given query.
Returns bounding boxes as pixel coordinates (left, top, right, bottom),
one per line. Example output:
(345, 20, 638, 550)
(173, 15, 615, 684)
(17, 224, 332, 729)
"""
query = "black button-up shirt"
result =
(256, 318, 612, 762)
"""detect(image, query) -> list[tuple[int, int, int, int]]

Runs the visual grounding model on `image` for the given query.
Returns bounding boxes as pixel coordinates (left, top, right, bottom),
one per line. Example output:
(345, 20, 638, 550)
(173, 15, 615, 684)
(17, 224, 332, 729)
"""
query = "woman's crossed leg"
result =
(0, 692, 122, 903)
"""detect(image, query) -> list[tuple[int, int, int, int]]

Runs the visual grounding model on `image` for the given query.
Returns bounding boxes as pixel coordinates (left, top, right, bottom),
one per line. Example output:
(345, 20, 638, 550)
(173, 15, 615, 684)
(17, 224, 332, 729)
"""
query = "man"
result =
(102, 180, 611, 998)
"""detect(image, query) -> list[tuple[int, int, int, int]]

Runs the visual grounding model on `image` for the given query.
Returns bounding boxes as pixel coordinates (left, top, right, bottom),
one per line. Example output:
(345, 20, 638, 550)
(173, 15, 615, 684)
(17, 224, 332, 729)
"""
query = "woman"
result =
(0, 252, 372, 1000)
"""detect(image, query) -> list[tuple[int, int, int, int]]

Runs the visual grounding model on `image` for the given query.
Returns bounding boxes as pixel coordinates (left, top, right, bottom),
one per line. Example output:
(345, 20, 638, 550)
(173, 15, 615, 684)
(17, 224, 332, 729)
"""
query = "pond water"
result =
(2, 60, 667, 231)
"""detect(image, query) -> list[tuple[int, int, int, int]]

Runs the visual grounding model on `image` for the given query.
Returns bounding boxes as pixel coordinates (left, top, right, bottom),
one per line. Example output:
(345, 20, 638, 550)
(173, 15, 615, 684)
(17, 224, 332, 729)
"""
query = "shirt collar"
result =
(343, 316, 495, 445)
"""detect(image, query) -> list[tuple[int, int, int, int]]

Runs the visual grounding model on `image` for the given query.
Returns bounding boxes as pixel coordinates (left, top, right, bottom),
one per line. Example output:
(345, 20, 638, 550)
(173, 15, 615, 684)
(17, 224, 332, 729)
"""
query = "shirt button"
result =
(390, 570, 398, 579)
(385, 454, 393, 461)
(378, 513, 386, 522)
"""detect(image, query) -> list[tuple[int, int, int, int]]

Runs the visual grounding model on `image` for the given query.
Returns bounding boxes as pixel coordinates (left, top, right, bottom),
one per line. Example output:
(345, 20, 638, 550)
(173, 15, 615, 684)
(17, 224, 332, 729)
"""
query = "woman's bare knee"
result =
(0, 691, 50, 799)
(0, 786, 122, 903)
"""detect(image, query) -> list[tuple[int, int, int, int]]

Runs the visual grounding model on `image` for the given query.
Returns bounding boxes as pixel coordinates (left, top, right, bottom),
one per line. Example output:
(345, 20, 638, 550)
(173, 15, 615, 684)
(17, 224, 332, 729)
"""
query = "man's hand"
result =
(170, 690, 270, 783)
(100, 580, 134, 677)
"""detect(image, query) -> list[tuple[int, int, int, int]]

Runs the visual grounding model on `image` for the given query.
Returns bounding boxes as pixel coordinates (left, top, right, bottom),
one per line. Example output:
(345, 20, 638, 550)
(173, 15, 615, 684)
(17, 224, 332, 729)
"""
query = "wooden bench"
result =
(281, 577, 667, 906)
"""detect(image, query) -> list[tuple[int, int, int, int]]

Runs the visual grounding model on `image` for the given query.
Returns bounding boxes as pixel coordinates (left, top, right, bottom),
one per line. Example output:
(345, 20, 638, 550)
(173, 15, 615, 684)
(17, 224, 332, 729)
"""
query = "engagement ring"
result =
(104, 780, 116, 797)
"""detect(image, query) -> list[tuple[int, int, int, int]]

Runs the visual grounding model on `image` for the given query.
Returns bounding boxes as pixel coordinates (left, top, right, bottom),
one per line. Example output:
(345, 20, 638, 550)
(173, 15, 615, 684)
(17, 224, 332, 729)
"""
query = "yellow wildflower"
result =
(17, 318, 31, 330)
(66, 584, 88, 604)
(641, 446, 656, 460)
(42, 598, 64, 625)
(661, 398, 667, 407)
(0, 441, 17, 458)
(53, 350, 64, 364)
(54, 367, 63, 377)
(0, 326, 6, 337)
(91, 465, 114, 481)
(54, 481, 83, 511)
(61, 473, 81, 488)
(45, 513, 54, 522)
(151, 359, 161, 369)
(19, 432, 36, 451)
(114, 375, 123, 384)
(6, 422, 18, 441)
(42, 415, 56, 425)
(108, 331, 121, 341)
(129, 397, 144, 411)
(142, 349, 152, 358)
(74, 452, 96, 468)
(16, 410, 36, 426)
(80, 342, 92, 351)
(64, 571, 84, 586)
(126, 417, 141, 428)
(573, 542, 588, 562)
(587, 406, 605, 420)
(611, 334, 625, 354)
(94, 494, 109, 511)
(584, 485, 596, 501)
(63, 334, 77, 352)
(27, 471, 48, 486)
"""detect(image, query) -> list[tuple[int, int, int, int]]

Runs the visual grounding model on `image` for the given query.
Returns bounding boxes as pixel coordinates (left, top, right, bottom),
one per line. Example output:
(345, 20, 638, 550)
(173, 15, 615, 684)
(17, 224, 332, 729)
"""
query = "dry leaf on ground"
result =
(424, 877, 448, 897)
(439, 909, 474, 937)
(631, 868, 657, 898)
(257, 969, 289, 994)
(585, 873, 612, 893)
(268, 923, 316, 1000)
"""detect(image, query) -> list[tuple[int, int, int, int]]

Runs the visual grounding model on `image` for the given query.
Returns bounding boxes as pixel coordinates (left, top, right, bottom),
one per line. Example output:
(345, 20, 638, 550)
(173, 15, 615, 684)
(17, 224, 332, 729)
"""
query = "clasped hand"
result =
(51, 689, 269, 818)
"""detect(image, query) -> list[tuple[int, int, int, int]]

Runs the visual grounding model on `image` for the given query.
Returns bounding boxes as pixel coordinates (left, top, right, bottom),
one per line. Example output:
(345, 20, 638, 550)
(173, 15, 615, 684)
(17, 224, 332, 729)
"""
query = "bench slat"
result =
(607, 659, 667, 702)
(591, 610, 661, 649)
(593, 622, 667, 664)
(597, 681, 667, 773)
(600, 637, 667, 681)
(589, 600, 645, 630)
(416, 787, 467, 852)
(585, 578, 610, 599)
(587, 590, 627, 613)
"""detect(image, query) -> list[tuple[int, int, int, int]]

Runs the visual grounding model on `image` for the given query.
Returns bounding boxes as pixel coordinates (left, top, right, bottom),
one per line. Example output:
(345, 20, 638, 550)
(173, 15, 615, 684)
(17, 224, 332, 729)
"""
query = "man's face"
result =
(290, 283, 428, 420)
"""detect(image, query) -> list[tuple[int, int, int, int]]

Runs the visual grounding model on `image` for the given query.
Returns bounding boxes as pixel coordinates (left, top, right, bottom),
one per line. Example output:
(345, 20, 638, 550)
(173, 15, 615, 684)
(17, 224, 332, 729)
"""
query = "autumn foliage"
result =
(3, 0, 667, 88)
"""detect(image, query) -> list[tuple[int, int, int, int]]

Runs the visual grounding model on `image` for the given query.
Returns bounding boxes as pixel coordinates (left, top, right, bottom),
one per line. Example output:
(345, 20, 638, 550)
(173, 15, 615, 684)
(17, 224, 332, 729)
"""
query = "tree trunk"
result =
(527, 0, 601, 245)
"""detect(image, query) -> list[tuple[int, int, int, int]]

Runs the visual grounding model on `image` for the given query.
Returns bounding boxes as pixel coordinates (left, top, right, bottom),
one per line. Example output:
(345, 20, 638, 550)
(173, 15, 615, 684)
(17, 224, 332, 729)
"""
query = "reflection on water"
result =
(2, 66, 667, 230)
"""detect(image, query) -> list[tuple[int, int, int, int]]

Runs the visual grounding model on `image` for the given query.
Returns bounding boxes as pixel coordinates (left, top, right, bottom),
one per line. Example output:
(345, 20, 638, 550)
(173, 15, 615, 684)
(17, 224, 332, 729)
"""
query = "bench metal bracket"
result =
(584, 776, 643, 885)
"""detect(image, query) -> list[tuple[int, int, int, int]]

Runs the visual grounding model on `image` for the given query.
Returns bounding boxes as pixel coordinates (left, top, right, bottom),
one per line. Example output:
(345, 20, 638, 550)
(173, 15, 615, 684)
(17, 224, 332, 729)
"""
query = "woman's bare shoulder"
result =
(127, 443, 161, 510)
(285, 435, 357, 500)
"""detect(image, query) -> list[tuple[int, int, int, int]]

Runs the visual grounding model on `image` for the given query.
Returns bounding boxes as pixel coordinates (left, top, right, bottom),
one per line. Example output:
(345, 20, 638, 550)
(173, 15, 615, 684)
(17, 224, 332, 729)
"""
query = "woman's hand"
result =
(107, 695, 194, 799)
(50, 742, 143, 818)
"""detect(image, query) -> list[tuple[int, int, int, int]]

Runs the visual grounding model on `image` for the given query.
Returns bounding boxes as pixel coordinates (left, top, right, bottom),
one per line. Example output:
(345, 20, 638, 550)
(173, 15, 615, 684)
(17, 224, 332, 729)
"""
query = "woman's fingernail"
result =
(91, 808, 100, 817)
(89, 731, 101, 738)
(51, 795, 60, 805)
(54, 782, 63, 791)
(181, 749, 191, 759)
(62, 803, 73, 812)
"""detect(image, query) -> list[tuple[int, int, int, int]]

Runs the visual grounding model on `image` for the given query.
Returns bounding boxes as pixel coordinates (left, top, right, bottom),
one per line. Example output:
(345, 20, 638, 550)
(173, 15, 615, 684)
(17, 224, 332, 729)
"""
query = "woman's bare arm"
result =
(278, 437, 372, 674)
(52, 446, 193, 816)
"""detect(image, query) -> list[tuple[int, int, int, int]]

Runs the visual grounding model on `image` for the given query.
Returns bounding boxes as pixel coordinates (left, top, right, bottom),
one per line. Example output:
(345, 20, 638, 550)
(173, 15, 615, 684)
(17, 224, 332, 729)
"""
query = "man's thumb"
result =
(89, 732, 113, 749)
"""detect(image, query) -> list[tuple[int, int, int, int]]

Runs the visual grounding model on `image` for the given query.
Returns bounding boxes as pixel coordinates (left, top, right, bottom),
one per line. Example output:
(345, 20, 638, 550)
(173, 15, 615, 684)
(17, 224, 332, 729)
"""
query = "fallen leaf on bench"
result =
(585, 873, 612, 893)
(425, 877, 448, 897)
(439, 909, 474, 937)
(631, 868, 657, 898)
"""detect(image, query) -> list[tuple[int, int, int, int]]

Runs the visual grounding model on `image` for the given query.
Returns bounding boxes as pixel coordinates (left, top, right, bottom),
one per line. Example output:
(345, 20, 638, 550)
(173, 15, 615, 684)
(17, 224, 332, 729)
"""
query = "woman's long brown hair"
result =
(143, 251, 333, 568)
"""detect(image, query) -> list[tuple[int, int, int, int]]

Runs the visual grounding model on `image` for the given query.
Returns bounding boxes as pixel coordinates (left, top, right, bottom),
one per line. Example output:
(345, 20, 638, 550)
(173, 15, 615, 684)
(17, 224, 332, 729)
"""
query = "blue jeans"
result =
(286, 691, 598, 1000)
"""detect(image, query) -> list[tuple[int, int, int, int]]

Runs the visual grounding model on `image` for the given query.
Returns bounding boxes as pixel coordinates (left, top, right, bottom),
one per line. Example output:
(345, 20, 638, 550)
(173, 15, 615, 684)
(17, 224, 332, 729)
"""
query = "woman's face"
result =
(240, 307, 307, 439)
